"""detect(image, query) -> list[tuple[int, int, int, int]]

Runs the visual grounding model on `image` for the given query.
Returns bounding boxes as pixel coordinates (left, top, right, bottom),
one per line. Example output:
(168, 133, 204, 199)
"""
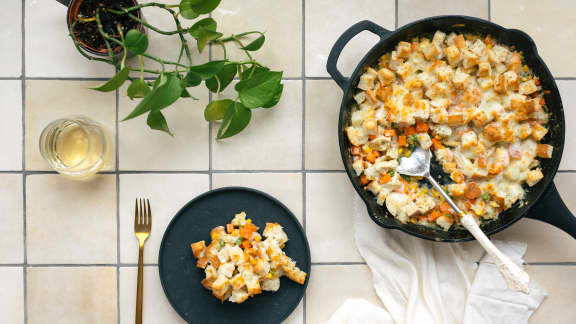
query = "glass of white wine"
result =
(39, 116, 110, 179)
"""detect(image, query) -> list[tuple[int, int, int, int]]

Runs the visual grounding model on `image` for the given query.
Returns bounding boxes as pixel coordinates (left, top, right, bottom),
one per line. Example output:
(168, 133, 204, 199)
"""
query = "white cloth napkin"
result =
(322, 196, 547, 324)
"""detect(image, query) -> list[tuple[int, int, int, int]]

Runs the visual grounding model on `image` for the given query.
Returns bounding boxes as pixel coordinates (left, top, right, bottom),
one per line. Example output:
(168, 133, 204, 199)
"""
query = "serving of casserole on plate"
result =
(347, 30, 552, 231)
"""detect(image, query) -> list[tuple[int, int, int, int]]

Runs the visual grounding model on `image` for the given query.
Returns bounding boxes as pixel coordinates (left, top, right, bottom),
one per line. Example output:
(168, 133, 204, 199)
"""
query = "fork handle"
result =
(136, 244, 144, 324)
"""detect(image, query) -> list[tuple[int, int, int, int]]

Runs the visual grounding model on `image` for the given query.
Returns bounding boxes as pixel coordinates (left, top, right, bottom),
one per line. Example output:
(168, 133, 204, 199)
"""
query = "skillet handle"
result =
(55, 0, 71, 6)
(525, 183, 576, 239)
(326, 20, 391, 90)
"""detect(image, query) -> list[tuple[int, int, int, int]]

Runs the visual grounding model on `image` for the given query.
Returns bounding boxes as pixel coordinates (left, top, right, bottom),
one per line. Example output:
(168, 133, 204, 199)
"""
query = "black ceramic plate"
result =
(158, 187, 311, 324)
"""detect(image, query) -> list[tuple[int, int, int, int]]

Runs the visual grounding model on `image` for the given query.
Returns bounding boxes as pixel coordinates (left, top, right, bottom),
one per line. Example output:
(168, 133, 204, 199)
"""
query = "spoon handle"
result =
(425, 174, 530, 293)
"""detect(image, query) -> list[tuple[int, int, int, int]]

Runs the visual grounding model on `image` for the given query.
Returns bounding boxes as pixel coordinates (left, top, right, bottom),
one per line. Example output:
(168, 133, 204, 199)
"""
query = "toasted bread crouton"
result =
(191, 240, 206, 258)
(532, 124, 548, 141)
(526, 168, 544, 187)
(536, 144, 553, 158)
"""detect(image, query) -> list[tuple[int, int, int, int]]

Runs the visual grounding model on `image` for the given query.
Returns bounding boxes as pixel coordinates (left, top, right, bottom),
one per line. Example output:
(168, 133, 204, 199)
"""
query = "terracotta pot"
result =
(65, 0, 143, 57)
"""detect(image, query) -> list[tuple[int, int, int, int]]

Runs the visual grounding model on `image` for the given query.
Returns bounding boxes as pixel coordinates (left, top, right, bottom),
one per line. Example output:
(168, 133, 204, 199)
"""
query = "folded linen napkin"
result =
(322, 195, 546, 324)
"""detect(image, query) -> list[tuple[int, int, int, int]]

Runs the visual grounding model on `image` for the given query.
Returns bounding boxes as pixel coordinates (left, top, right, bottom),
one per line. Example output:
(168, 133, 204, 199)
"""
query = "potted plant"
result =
(67, 0, 283, 139)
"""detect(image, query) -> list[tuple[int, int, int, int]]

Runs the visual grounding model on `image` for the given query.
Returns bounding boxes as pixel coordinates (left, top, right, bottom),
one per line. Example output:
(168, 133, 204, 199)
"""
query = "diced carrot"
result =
(240, 223, 258, 239)
(241, 240, 252, 250)
(366, 152, 377, 163)
(211, 255, 221, 268)
(379, 173, 392, 184)
(410, 42, 416, 52)
(428, 210, 441, 221)
(226, 224, 234, 234)
(534, 77, 540, 86)
(360, 175, 369, 185)
(439, 202, 454, 214)
(484, 35, 492, 45)
(398, 135, 407, 147)
(464, 182, 481, 200)
(351, 145, 362, 155)
(540, 97, 546, 106)
(383, 129, 397, 137)
(464, 201, 472, 210)
(404, 126, 416, 136)
(415, 121, 429, 133)
(369, 134, 377, 140)
(432, 138, 444, 150)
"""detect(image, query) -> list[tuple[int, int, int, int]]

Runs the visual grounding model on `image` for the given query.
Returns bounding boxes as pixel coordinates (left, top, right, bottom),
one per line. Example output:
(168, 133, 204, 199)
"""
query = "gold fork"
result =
(134, 198, 152, 324)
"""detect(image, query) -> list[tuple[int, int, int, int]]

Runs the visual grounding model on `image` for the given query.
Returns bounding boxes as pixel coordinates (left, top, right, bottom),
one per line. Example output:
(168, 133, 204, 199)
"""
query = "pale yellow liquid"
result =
(51, 123, 107, 179)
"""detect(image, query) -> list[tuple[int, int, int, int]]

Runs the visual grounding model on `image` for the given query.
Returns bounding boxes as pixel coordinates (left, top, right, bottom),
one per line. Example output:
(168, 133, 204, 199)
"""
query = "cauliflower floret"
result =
(385, 192, 419, 223)
(352, 158, 364, 176)
(231, 212, 247, 226)
(218, 262, 235, 278)
(436, 215, 454, 230)
(261, 278, 281, 292)
(346, 126, 368, 146)
(263, 223, 288, 246)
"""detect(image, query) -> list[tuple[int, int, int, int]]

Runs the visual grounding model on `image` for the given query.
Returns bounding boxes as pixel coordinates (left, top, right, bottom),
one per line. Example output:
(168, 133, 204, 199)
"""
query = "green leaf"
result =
(206, 63, 237, 93)
(241, 65, 269, 80)
(179, 0, 199, 19)
(236, 71, 283, 108)
(184, 71, 202, 87)
(189, 18, 222, 53)
(205, 99, 233, 121)
(188, 60, 226, 79)
(127, 79, 151, 99)
(217, 101, 252, 139)
(181, 88, 191, 98)
(186, 0, 221, 14)
(241, 34, 265, 51)
(190, 17, 217, 33)
(147, 110, 173, 136)
(124, 30, 148, 55)
(123, 73, 183, 121)
(262, 83, 283, 108)
(91, 67, 129, 92)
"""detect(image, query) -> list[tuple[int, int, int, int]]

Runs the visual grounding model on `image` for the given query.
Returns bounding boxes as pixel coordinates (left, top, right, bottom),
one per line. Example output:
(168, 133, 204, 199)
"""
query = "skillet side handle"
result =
(326, 20, 391, 91)
(525, 183, 576, 239)
(55, 0, 71, 6)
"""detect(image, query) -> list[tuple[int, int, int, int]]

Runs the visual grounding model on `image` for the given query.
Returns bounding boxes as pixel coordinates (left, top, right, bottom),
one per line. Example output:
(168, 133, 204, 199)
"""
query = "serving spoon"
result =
(396, 146, 530, 293)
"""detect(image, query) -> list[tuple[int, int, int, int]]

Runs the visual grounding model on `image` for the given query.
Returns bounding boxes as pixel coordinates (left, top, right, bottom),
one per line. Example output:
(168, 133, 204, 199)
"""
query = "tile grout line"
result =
(395, 0, 398, 29)
(208, 13, 213, 190)
(115, 85, 121, 324)
(301, 0, 307, 323)
(15, 76, 576, 81)
(21, 1, 28, 323)
(488, 0, 491, 21)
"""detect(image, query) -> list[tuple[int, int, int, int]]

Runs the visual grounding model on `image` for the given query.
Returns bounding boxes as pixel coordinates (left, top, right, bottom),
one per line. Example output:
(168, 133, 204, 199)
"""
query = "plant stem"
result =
(138, 55, 145, 79)
(232, 37, 253, 61)
(125, 12, 185, 36)
(141, 53, 188, 68)
(69, 22, 115, 65)
(216, 40, 227, 59)
(95, 13, 118, 65)
(169, 9, 192, 65)
(216, 31, 262, 43)
(105, 2, 178, 15)
(117, 24, 128, 68)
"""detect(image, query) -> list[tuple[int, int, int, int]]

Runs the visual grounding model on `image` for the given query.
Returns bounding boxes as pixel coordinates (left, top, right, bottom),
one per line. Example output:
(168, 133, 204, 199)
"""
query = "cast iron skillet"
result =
(327, 16, 576, 242)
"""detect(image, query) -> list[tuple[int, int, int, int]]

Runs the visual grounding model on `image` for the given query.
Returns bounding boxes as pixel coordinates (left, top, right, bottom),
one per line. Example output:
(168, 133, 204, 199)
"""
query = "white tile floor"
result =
(1, 0, 576, 323)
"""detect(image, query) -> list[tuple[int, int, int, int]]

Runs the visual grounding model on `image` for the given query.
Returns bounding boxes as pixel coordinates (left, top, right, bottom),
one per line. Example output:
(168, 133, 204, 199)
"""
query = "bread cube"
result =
(436, 63, 454, 81)
(493, 74, 506, 93)
(526, 168, 544, 187)
(448, 183, 466, 196)
(470, 39, 487, 56)
(453, 34, 466, 49)
(519, 79, 539, 95)
(191, 241, 206, 258)
(417, 133, 433, 150)
(477, 77, 493, 91)
(353, 91, 366, 104)
(432, 30, 447, 45)
(422, 42, 441, 60)
(397, 62, 413, 80)
(357, 72, 376, 91)
(378, 67, 395, 84)
(536, 144, 553, 158)
(452, 70, 471, 89)
(477, 61, 492, 77)
(532, 124, 549, 141)
(461, 131, 478, 149)
(507, 52, 522, 72)
(503, 71, 519, 91)
(489, 45, 509, 64)
(396, 41, 412, 59)
(444, 45, 461, 67)
(461, 49, 479, 69)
